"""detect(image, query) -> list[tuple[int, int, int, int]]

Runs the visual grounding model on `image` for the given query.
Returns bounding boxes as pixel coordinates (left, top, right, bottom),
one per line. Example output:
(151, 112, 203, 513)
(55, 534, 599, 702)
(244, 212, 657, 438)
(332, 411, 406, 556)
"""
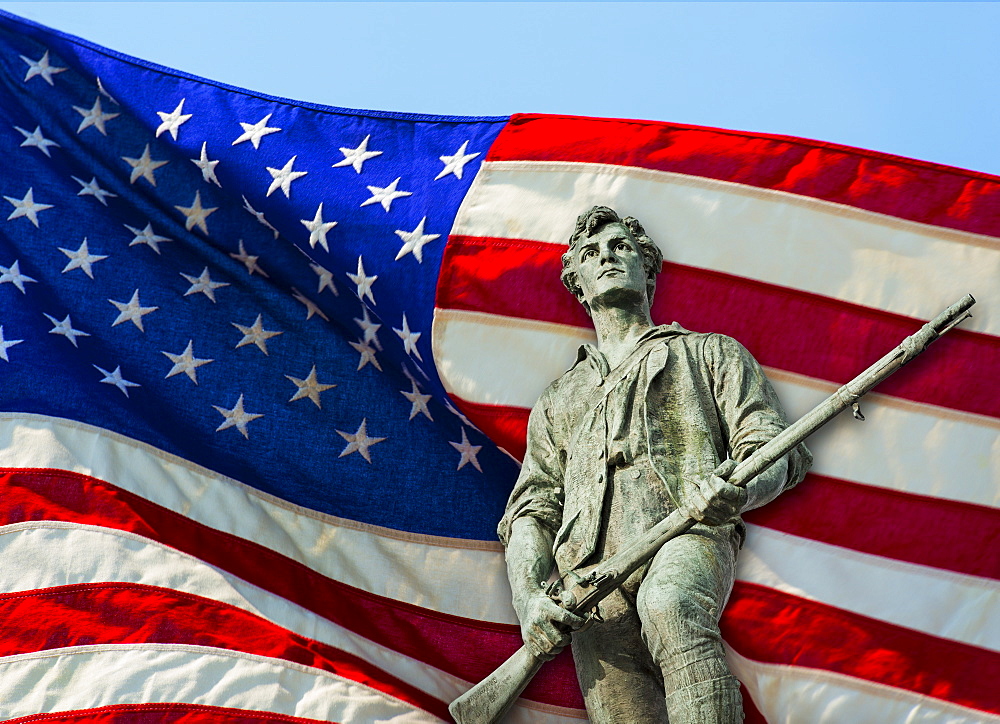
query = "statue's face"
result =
(574, 222, 648, 309)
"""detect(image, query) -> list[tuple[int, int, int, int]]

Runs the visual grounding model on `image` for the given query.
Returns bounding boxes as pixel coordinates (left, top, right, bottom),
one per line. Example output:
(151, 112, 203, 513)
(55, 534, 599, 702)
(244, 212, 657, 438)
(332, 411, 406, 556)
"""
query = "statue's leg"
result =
(571, 585, 671, 723)
(636, 523, 744, 724)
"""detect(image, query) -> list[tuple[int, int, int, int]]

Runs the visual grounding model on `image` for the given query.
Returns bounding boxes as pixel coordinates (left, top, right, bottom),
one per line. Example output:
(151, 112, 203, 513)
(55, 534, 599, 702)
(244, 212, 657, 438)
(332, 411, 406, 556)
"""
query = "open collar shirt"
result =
(498, 323, 811, 574)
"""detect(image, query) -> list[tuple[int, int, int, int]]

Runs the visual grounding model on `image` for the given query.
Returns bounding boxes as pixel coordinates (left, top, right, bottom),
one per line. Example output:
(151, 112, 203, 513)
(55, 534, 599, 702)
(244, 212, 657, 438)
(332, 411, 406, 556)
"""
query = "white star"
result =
(175, 191, 218, 235)
(44, 313, 90, 347)
(72, 176, 117, 206)
(181, 266, 229, 302)
(124, 222, 172, 254)
(73, 97, 119, 135)
(109, 290, 158, 331)
(336, 419, 386, 463)
(333, 134, 382, 173)
(162, 340, 213, 384)
(21, 50, 66, 85)
(286, 365, 336, 408)
(96, 77, 118, 104)
(266, 155, 308, 198)
(190, 142, 222, 186)
(361, 177, 412, 212)
(300, 202, 337, 251)
(348, 339, 381, 371)
(213, 394, 264, 439)
(435, 140, 481, 181)
(93, 364, 140, 397)
(393, 313, 423, 360)
(450, 428, 483, 472)
(242, 196, 279, 238)
(155, 98, 192, 140)
(394, 217, 440, 263)
(233, 314, 282, 354)
(230, 240, 269, 277)
(232, 113, 281, 149)
(401, 380, 433, 421)
(292, 287, 330, 321)
(353, 306, 382, 349)
(14, 126, 59, 157)
(0, 260, 37, 294)
(122, 144, 169, 186)
(347, 256, 377, 305)
(59, 238, 107, 279)
(5, 188, 53, 227)
(310, 263, 337, 295)
(0, 326, 24, 362)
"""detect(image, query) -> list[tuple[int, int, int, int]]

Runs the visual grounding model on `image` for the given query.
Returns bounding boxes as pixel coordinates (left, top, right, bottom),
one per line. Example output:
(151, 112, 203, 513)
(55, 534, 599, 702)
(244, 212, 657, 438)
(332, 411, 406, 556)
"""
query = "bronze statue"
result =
(495, 206, 812, 722)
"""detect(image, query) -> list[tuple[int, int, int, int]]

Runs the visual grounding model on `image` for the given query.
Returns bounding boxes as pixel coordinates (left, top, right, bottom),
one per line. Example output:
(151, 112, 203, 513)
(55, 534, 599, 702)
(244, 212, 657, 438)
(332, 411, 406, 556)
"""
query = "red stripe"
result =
(723, 581, 1000, 716)
(0, 469, 584, 710)
(438, 235, 999, 420)
(488, 114, 1000, 238)
(5, 704, 335, 724)
(744, 474, 1000, 581)
(0, 582, 446, 720)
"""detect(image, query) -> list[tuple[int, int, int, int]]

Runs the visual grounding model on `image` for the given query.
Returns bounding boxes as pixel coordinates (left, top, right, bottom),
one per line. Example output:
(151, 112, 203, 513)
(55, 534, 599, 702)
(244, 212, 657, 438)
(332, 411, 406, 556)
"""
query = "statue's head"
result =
(561, 206, 663, 316)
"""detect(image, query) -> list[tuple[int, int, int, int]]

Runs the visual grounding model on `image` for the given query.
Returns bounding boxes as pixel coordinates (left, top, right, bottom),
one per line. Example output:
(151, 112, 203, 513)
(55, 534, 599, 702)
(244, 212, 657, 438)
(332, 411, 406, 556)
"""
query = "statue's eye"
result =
(582, 249, 597, 260)
(616, 242, 631, 253)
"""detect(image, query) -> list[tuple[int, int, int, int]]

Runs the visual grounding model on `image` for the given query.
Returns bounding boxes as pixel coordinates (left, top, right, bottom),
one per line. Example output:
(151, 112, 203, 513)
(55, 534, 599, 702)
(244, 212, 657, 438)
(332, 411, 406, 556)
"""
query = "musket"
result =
(449, 293, 976, 724)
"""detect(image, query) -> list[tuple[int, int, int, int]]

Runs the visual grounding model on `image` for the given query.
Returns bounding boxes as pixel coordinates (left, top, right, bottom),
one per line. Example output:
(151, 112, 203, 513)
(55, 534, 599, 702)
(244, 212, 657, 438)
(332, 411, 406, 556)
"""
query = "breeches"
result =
(570, 523, 744, 724)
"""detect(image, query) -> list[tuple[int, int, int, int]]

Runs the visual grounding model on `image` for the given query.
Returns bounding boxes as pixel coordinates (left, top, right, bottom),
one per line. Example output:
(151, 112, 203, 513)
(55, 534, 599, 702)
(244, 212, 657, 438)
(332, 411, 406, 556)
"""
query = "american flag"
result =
(1, 9, 997, 723)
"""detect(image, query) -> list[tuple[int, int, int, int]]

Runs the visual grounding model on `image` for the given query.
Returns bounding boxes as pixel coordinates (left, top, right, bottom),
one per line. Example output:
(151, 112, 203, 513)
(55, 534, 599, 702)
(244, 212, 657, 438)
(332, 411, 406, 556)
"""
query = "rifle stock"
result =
(449, 294, 975, 723)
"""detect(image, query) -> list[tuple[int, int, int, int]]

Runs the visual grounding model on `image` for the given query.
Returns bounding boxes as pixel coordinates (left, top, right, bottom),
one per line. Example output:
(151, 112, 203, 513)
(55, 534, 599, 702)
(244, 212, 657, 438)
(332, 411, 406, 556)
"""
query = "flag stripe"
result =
(0, 522, 586, 724)
(743, 474, 1000, 581)
(727, 646, 1000, 724)
(0, 644, 441, 722)
(446, 162, 999, 336)
(434, 311, 999, 508)
(438, 235, 997, 419)
(5, 704, 338, 724)
(0, 582, 450, 720)
(739, 525, 1000, 650)
(722, 581, 1000, 716)
(486, 114, 1000, 238)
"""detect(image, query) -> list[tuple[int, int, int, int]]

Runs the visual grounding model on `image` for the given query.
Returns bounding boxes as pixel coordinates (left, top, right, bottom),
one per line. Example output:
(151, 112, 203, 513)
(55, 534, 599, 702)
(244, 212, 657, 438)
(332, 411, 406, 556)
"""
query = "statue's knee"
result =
(638, 581, 721, 652)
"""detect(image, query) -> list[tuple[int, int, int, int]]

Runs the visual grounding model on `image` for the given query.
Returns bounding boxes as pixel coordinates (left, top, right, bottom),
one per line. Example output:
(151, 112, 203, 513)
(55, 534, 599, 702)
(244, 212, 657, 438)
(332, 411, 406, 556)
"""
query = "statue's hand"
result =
(682, 473, 748, 526)
(514, 591, 585, 661)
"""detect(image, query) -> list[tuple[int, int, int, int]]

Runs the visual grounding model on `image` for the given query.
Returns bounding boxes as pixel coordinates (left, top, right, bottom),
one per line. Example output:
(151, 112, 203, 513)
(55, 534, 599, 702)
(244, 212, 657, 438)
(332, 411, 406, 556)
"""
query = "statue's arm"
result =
(684, 334, 809, 525)
(505, 518, 582, 660)
(498, 388, 583, 658)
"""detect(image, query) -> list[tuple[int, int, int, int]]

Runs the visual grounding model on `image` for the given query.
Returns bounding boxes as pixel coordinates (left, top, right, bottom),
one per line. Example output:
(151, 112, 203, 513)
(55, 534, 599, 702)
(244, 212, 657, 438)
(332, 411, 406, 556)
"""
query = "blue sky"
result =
(3, 2, 998, 175)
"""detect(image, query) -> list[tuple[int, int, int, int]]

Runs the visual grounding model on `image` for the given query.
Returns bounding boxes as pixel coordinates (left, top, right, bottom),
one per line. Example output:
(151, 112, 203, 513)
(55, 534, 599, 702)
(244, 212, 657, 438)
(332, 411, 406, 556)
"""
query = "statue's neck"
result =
(590, 303, 654, 370)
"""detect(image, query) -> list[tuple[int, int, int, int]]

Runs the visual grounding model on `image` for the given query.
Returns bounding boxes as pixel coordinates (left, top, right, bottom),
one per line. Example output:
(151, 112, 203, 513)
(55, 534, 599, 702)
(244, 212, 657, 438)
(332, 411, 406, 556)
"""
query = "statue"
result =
(496, 206, 812, 723)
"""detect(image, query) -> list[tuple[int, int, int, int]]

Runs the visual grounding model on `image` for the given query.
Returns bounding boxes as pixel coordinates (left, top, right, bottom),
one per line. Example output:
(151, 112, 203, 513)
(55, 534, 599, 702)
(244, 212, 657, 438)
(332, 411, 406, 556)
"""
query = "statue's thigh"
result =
(571, 587, 670, 722)
(636, 525, 739, 664)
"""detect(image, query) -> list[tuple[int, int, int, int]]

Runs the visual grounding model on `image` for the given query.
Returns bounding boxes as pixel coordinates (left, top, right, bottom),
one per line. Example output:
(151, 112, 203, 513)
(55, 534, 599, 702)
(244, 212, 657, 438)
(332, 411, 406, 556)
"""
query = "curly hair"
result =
(561, 206, 663, 313)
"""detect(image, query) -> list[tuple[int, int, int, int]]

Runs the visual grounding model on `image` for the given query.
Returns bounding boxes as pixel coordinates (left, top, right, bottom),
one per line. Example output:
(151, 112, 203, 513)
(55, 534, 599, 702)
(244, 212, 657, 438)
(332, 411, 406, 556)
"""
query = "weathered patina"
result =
(498, 206, 811, 722)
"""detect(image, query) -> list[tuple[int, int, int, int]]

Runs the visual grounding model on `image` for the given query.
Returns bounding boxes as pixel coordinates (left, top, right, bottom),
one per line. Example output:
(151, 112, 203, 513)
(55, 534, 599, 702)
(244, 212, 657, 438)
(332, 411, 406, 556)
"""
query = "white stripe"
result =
(739, 525, 1000, 651)
(726, 645, 1000, 724)
(433, 309, 999, 508)
(0, 413, 514, 624)
(451, 161, 999, 335)
(0, 522, 581, 724)
(0, 643, 439, 722)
